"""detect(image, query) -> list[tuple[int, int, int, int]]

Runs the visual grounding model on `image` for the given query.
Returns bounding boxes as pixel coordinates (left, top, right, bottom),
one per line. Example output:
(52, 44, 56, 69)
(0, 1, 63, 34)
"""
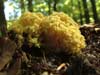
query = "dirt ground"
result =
(0, 24, 100, 75)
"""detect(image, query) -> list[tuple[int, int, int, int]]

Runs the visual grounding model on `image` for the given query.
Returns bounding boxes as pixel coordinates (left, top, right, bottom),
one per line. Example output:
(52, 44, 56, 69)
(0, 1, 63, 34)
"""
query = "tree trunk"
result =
(48, 0, 51, 15)
(53, 0, 58, 11)
(0, 0, 7, 37)
(20, 0, 25, 14)
(78, 0, 83, 24)
(70, 0, 73, 17)
(27, 0, 33, 12)
(70, 0, 76, 20)
(82, 0, 90, 23)
(90, 0, 99, 23)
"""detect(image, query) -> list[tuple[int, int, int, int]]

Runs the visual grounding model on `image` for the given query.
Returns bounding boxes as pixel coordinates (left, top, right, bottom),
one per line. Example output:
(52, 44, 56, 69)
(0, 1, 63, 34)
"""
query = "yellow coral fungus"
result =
(8, 12, 44, 47)
(10, 12, 44, 34)
(51, 12, 79, 27)
(8, 12, 86, 54)
(18, 12, 44, 26)
(39, 12, 86, 54)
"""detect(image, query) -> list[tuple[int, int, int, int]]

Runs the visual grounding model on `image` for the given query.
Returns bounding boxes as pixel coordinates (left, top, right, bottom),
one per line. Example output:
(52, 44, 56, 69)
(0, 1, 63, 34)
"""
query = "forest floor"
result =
(0, 24, 100, 75)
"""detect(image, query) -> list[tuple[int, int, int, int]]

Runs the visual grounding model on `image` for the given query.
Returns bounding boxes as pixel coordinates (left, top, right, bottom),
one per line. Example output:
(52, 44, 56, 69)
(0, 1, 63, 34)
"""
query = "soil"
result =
(6, 24, 100, 75)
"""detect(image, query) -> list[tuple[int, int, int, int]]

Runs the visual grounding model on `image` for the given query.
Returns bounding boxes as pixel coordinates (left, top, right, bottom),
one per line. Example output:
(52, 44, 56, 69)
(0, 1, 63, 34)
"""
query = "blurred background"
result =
(4, 0, 100, 24)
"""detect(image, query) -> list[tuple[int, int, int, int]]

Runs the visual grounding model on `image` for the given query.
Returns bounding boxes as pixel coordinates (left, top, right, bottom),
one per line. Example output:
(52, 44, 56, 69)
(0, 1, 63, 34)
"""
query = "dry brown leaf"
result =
(7, 57, 21, 75)
(0, 37, 17, 71)
(0, 72, 7, 75)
